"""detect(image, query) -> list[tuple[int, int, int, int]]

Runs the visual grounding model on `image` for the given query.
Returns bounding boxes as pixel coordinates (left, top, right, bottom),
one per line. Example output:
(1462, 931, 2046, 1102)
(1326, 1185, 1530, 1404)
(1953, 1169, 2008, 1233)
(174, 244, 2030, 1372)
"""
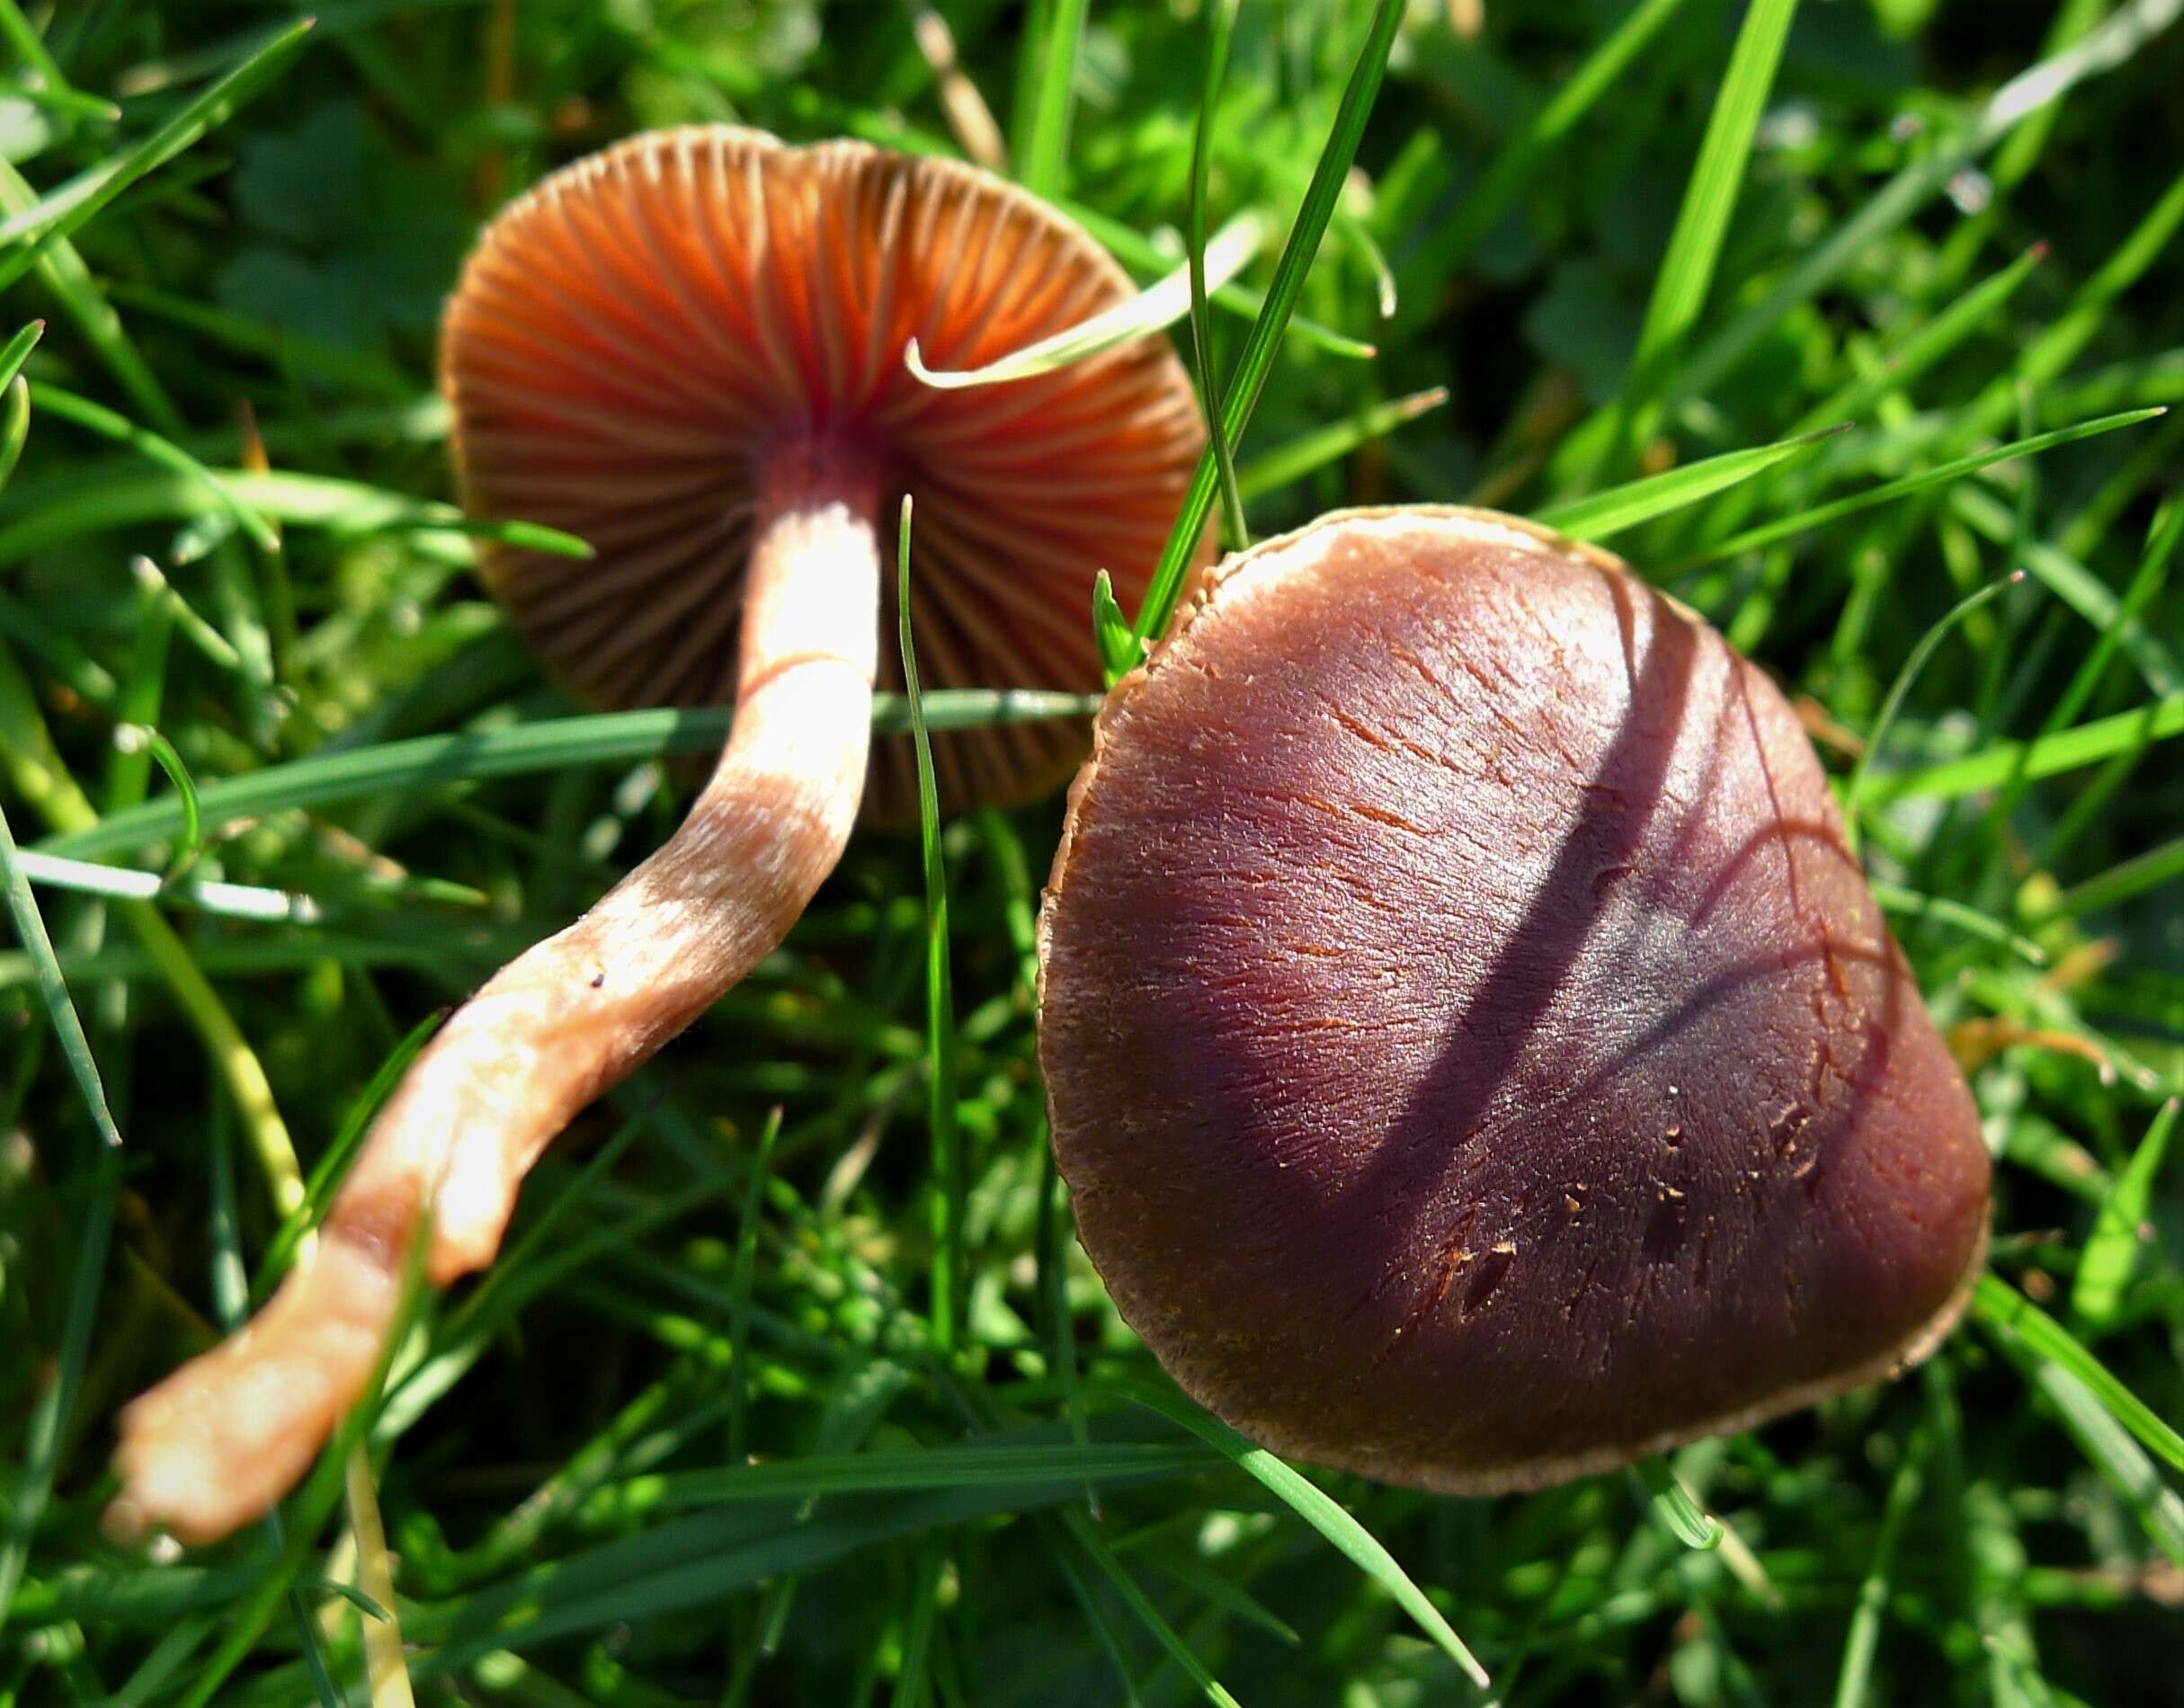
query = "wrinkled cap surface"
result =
(441, 127, 1205, 819)
(1039, 507, 1992, 1492)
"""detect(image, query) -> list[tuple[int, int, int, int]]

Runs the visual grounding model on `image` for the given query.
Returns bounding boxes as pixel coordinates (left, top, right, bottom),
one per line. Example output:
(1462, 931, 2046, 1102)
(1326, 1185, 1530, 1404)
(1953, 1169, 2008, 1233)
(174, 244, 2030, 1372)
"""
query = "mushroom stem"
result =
(112, 442, 884, 1544)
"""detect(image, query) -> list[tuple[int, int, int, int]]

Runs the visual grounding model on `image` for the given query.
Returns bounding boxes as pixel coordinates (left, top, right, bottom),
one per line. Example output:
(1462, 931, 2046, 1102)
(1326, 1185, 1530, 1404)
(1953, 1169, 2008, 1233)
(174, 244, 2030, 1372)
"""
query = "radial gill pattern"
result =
(441, 126, 1207, 820)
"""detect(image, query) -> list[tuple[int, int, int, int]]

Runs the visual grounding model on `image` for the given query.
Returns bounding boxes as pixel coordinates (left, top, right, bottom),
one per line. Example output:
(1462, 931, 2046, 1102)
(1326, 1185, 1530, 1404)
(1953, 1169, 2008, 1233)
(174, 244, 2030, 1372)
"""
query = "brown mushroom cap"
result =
(1038, 507, 1992, 1493)
(441, 126, 1205, 820)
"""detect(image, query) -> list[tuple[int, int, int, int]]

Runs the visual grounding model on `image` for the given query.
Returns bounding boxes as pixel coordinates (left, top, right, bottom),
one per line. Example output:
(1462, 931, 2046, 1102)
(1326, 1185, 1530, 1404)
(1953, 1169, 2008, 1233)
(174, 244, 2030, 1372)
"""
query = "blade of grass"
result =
(1687, 409, 2165, 566)
(40, 693, 1102, 864)
(1867, 881, 2046, 965)
(1104, 1379, 1489, 1689)
(1092, 568, 1138, 687)
(1013, 0, 1086, 198)
(1865, 691, 2184, 805)
(118, 723, 202, 867)
(0, 320, 41, 391)
(1059, 1507, 1241, 1707)
(908, 213, 1262, 389)
(1237, 386, 1449, 500)
(1395, 0, 1689, 298)
(0, 0, 103, 116)
(0, 463, 591, 566)
(2071, 1098, 2179, 1330)
(9, 849, 318, 922)
(727, 1108, 784, 1468)
(1843, 572, 2026, 856)
(254, 1013, 442, 1301)
(1629, 1457, 1724, 1550)
(1970, 1272, 2184, 1476)
(2044, 836, 2184, 921)
(899, 497, 962, 1359)
(1131, 0, 1406, 646)
(1188, 0, 1245, 549)
(1668, 0, 2184, 412)
(174, 1214, 433, 1708)
(0, 19, 316, 292)
(0, 157, 177, 431)
(0, 802, 124, 1633)
(0, 1150, 118, 1636)
(1538, 424, 1846, 542)
(0, 377, 25, 490)
(0, 805, 120, 1149)
(31, 383, 281, 552)
(1610, 0, 1800, 464)
(1832, 1430, 1929, 1708)
(1065, 203, 1374, 362)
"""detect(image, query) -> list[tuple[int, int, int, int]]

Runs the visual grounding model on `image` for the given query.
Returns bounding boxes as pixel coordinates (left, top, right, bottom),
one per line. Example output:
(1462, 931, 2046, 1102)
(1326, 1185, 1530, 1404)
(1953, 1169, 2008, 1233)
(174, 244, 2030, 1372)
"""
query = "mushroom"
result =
(112, 128, 1205, 1544)
(1038, 507, 1992, 1492)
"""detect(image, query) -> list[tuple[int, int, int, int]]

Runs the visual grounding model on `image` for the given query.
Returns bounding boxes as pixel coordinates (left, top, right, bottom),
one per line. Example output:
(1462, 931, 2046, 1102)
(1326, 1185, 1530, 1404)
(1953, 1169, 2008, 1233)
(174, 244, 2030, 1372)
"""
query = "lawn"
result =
(1, 0, 2181, 1703)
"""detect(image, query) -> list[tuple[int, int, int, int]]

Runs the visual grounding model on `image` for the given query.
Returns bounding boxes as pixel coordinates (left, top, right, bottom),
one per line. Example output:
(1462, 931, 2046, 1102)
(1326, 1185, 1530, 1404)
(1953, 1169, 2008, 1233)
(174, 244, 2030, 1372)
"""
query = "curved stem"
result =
(111, 444, 883, 1545)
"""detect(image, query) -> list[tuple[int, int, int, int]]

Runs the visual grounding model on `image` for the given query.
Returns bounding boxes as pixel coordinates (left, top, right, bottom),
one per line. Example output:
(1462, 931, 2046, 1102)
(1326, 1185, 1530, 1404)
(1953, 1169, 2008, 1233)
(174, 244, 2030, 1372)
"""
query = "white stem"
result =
(111, 446, 882, 1545)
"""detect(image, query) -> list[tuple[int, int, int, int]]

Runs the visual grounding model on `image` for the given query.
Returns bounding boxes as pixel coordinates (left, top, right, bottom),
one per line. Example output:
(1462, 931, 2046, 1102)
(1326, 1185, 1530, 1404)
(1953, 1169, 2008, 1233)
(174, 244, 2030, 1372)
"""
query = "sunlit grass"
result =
(0, 2, 2179, 1703)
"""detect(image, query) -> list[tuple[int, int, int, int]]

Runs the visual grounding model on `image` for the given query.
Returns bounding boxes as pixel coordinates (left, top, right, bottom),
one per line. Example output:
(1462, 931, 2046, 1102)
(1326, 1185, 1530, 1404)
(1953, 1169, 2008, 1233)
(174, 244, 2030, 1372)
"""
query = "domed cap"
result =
(1038, 507, 1992, 1492)
(441, 126, 1205, 819)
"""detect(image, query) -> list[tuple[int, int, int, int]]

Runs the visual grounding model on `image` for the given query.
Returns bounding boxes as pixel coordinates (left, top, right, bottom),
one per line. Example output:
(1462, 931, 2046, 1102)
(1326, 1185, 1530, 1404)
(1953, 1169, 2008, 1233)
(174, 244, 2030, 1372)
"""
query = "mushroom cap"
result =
(441, 127, 1206, 821)
(1038, 507, 1992, 1493)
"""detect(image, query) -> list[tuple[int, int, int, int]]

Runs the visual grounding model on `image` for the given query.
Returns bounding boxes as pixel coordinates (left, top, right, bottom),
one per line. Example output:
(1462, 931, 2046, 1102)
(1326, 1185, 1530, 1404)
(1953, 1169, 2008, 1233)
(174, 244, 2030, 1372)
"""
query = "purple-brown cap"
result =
(1038, 507, 1992, 1492)
(442, 125, 1205, 818)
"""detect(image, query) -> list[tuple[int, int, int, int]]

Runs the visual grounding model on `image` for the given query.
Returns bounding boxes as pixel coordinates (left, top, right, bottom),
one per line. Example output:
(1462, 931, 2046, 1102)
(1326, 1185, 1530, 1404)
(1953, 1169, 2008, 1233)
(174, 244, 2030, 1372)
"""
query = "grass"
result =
(0, 1, 2180, 1703)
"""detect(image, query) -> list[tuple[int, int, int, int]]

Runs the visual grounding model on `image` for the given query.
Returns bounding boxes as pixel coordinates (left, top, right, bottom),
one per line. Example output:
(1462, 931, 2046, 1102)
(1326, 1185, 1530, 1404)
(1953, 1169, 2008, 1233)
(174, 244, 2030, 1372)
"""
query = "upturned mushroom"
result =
(1038, 506, 1992, 1492)
(113, 127, 1205, 1543)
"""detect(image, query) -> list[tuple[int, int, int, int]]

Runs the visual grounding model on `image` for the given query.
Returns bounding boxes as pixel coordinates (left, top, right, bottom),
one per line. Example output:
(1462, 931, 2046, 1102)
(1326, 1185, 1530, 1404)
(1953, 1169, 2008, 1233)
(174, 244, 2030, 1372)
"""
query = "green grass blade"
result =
(1014, 0, 1086, 197)
(2027, 1360, 2184, 1570)
(1065, 204, 1374, 362)
(1832, 1432, 1928, 1708)
(1669, 0, 2184, 410)
(120, 723, 202, 867)
(636, 1442, 1217, 1508)
(253, 1013, 442, 1301)
(1058, 1507, 1241, 1707)
(9, 848, 317, 923)
(1867, 882, 2046, 965)
(1614, 0, 1799, 458)
(39, 694, 1102, 863)
(1131, 0, 1405, 646)
(2044, 834, 2184, 921)
(1092, 568, 1139, 688)
(1970, 1272, 2184, 1476)
(1395, 0, 1689, 297)
(0, 19, 315, 294)
(0, 319, 41, 391)
(726, 1108, 783, 1470)
(1106, 1380, 1490, 1690)
(0, 799, 120, 1148)
(1843, 572, 2026, 856)
(31, 383, 281, 552)
(2071, 1099, 2179, 1330)
(899, 496, 962, 1358)
(0, 0, 93, 112)
(0, 376, 25, 491)
(906, 213, 1262, 389)
(1189, 0, 1245, 549)
(1691, 409, 2166, 565)
(1538, 426, 1845, 542)
(0, 796, 123, 1629)
(1629, 1457, 1724, 1551)
(0, 1151, 118, 1637)
(1237, 387, 1448, 500)
(1865, 692, 2184, 805)
(0, 463, 592, 566)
